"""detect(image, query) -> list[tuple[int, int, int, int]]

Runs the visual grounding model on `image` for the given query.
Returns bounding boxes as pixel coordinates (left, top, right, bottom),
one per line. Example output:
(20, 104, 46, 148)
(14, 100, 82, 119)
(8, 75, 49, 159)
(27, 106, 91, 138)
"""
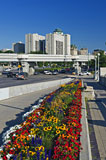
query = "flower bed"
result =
(0, 80, 82, 160)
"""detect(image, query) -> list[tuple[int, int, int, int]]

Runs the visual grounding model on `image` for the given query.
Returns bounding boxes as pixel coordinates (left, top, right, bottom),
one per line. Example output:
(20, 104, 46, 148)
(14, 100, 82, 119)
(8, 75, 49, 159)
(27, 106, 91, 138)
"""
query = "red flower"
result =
(3, 156, 7, 160)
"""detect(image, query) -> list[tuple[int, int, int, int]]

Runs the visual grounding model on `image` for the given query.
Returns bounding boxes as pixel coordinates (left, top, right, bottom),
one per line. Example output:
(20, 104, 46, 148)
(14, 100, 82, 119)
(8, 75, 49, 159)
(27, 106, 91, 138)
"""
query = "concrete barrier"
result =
(80, 92, 92, 160)
(0, 78, 72, 101)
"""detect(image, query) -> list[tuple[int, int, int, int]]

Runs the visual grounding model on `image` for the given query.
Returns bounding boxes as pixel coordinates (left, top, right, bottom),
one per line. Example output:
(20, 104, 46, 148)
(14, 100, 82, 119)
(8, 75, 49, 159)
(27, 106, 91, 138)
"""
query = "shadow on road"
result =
(0, 93, 48, 146)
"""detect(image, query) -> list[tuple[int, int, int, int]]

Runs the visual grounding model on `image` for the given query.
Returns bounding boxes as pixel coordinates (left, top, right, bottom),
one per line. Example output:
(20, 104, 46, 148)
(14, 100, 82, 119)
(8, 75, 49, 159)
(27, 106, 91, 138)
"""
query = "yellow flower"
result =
(61, 84, 65, 87)
(39, 145, 45, 151)
(35, 147, 39, 151)
(38, 122, 43, 126)
(56, 130, 60, 134)
(59, 125, 65, 130)
(31, 151, 35, 156)
(53, 118, 58, 123)
(47, 126, 52, 131)
(56, 126, 60, 129)
(43, 127, 48, 131)
(47, 118, 52, 122)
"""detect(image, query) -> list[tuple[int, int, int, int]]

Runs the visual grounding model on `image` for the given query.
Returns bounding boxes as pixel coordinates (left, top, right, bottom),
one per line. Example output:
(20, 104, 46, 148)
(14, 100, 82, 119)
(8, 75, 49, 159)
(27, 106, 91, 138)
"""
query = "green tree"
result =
(89, 50, 106, 69)
(71, 44, 77, 49)
(4, 50, 14, 53)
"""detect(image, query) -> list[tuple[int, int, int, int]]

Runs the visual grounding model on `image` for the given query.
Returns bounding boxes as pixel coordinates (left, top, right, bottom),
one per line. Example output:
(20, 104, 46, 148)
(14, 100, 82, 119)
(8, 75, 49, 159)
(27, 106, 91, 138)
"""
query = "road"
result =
(0, 74, 69, 88)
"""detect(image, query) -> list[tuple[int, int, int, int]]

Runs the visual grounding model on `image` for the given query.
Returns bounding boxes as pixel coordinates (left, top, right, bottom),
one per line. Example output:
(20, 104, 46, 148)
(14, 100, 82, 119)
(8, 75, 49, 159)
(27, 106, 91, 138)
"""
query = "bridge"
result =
(0, 53, 95, 62)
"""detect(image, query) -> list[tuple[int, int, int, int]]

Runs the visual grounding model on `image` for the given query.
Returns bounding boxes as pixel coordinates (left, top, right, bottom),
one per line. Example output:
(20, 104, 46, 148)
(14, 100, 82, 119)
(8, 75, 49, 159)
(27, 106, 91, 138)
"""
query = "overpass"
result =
(0, 53, 95, 62)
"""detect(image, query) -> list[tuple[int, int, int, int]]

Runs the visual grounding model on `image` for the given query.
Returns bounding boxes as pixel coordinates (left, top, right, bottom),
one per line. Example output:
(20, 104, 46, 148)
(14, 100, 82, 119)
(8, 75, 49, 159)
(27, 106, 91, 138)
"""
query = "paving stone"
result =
(83, 77, 106, 160)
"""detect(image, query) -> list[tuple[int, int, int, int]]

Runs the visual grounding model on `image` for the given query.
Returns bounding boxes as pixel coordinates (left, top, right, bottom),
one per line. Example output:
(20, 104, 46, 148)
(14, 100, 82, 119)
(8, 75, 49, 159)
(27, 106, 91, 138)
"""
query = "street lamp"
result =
(95, 56, 97, 80)
(88, 52, 90, 71)
(97, 53, 100, 81)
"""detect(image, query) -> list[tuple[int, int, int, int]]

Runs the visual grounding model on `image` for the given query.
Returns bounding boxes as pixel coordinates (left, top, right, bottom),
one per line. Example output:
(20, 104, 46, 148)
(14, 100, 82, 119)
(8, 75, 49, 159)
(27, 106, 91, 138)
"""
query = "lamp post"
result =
(97, 53, 100, 81)
(95, 56, 97, 80)
(88, 52, 90, 71)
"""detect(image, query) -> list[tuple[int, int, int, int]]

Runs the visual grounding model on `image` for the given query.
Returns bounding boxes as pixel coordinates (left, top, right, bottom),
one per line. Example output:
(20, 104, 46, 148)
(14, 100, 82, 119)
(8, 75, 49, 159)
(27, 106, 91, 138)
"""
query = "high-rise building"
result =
(25, 33, 45, 53)
(46, 29, 71, 55)
(12, 42, 25, 53)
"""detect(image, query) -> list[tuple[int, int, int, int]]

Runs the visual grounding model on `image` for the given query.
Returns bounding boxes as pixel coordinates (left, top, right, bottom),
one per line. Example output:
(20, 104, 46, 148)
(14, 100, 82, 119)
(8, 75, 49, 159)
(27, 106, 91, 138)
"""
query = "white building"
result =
(46, 29, 71, 55)
(25, 33, 45, 54)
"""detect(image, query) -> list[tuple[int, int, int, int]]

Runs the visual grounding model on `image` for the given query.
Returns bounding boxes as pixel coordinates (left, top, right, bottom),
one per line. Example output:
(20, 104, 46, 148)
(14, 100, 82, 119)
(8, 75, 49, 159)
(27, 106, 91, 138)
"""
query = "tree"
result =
(4, 50, 14, 53)
(89, 50, 106, 69)
(71, 44, 77, 49)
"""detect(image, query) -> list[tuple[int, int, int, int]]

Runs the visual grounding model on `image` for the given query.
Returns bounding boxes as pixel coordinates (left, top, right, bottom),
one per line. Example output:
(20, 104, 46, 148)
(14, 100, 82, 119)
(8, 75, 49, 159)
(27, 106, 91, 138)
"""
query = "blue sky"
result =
(0, 0, 106, 53)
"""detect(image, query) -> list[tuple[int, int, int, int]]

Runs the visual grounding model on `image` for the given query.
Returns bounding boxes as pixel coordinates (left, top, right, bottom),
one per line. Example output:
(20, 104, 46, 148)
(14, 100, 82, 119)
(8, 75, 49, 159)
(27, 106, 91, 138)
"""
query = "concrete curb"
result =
(0, 78, 72, 101)
(80, 92, 92, 160)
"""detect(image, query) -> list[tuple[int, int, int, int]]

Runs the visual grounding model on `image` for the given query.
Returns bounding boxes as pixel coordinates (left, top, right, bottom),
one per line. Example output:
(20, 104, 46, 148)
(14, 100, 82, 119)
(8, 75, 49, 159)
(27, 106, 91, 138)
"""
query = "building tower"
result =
(46, 29, 71, 55)
(12, 42, 25, 53)
(25, 33, 45, 54)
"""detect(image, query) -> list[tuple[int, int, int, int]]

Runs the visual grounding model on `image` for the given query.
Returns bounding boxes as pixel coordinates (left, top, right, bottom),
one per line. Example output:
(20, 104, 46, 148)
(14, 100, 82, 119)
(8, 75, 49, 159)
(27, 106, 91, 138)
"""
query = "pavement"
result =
(0, 85, 59, 146)
(82, 76, 106, 160)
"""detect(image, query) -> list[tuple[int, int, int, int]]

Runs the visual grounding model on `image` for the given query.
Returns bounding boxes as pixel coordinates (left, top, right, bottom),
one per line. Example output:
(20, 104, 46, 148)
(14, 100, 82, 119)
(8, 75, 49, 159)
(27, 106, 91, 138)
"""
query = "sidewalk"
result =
(83, 77, 106, 160)
(0, 85, 59, 146)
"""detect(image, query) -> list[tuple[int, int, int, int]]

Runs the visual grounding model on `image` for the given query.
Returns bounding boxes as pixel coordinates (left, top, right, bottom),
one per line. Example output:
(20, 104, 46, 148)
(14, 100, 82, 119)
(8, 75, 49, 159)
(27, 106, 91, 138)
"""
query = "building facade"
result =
(12, 42, 25, 53)
(78, 48, 88, 55)
(70, 48, 78, 55)
(25, 33, 45, 54)
(46, 29, 71, 55)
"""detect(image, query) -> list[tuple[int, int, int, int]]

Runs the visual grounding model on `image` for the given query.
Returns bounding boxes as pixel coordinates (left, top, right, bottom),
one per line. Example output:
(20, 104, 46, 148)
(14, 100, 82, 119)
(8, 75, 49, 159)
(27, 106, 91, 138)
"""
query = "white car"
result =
(46, 71, 52, 75)
(4, 68, 11, 72)
(86, 72, 91, 75)
(44, 71, 52, 75)
(79, 72, 84, 76)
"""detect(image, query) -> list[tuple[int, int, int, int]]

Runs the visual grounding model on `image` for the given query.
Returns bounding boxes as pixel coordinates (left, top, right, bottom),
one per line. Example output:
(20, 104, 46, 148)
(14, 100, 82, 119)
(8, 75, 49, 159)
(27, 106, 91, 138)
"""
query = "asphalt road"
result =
(0, 74, 70, 88)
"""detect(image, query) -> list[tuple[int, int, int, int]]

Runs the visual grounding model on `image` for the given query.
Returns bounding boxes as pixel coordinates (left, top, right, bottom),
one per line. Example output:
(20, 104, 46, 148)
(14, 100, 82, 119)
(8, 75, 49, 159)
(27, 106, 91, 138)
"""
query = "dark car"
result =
(59, 69, 66, 74)
(7, 72, 18, 78)
(34, 71, 40, 75)
(16, 72, 28, 80)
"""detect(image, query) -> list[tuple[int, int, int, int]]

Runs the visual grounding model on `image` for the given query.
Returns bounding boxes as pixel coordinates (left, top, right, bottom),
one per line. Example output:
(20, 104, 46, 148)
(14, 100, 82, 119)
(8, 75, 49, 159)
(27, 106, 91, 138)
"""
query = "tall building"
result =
(12, 42, 25, 53)
(25, 33, 45, 53)
(46, 29, 71, 55)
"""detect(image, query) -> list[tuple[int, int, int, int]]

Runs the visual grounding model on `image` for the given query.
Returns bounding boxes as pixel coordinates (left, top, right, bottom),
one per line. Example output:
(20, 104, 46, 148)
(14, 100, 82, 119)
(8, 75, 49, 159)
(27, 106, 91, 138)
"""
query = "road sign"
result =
(18, 65, 21, 68)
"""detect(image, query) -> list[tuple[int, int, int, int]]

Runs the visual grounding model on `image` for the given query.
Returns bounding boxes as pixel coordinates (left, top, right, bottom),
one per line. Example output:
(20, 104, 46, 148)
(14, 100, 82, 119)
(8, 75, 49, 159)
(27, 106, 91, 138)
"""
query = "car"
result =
(34, 71, 40, 75)
(16, 72, 28, 80)
(59, 69, 66, 74)
(7, 71, 18, 78)
(44, 71, 52, 75)
(86, 72, 91, 75)
(4, 68, 11, 72)
(52, 71, 58, 75)
(72, 72, 76, 75)
(79, 72, 84, 76)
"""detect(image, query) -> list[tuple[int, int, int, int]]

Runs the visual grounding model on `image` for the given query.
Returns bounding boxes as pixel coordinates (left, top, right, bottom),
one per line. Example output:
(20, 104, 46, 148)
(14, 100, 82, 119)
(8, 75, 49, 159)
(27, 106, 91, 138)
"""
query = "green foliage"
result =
(71, 44, 77, 49)
(0, 50, 14, 53)
(89, 50, 106, 68)
(4, 50, 14, 53)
